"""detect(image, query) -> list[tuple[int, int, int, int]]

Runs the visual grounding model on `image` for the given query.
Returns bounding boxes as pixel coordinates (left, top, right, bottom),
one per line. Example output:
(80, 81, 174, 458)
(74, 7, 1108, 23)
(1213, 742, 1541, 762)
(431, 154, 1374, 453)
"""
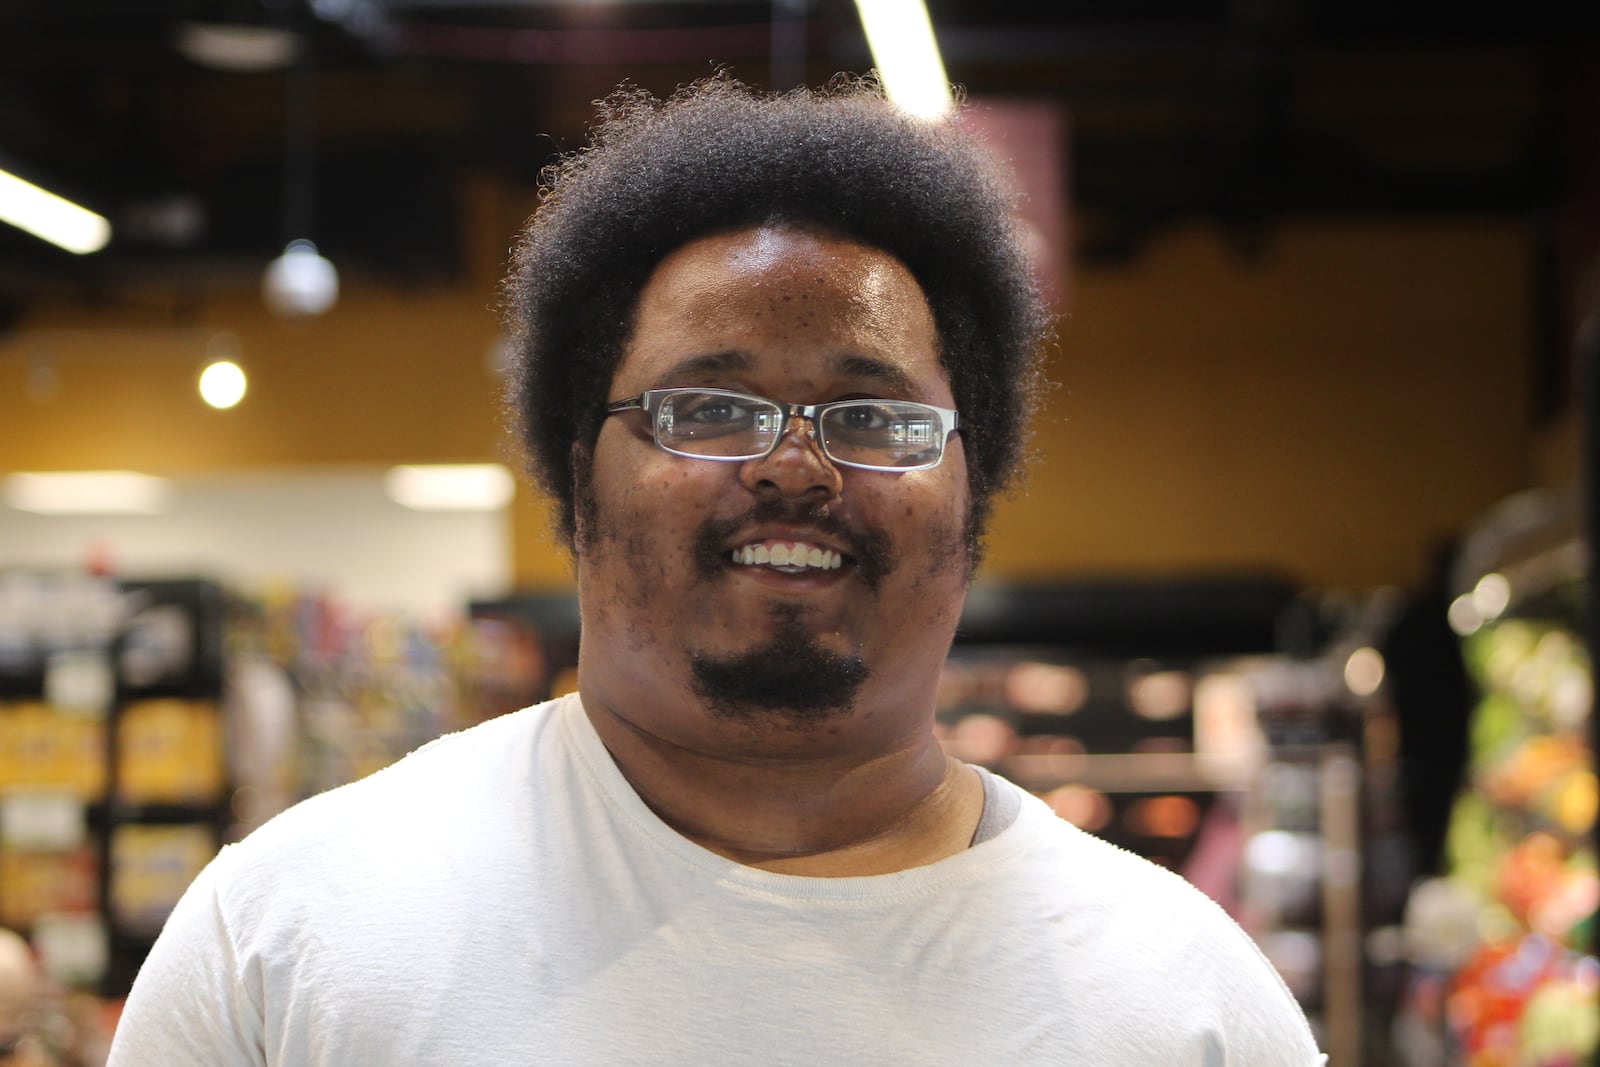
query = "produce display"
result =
(1401, 618, 1599, 1066)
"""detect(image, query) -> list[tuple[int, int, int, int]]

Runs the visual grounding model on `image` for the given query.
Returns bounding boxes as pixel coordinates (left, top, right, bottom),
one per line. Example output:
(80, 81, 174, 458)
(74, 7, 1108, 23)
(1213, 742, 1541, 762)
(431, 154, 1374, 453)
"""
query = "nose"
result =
(737, 416, 844, 500)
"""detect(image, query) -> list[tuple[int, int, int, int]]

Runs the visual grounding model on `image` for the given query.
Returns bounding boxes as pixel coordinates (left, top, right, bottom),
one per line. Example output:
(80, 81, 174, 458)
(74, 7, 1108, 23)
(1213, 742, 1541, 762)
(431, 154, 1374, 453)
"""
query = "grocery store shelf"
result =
(1001, 751, 1256, 794)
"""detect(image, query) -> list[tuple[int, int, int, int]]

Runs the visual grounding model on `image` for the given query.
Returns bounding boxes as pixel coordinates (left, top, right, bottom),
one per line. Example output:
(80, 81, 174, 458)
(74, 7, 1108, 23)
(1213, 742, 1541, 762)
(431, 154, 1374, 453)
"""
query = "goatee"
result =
(690, 604, 871, 726)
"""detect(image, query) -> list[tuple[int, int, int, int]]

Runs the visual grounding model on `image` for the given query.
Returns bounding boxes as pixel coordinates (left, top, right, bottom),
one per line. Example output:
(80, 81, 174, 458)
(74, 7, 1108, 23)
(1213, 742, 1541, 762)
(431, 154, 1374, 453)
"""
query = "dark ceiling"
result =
(0, 0, 1596, 314)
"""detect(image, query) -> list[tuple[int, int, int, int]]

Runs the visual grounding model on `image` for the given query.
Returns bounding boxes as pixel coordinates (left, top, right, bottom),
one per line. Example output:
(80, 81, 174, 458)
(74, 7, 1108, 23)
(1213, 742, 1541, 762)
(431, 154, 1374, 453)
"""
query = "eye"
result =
(660, 391, 766, 442)
(839, 405, 885, 431)
(831, 401, 897, 437)
(679, 394, 748, 425)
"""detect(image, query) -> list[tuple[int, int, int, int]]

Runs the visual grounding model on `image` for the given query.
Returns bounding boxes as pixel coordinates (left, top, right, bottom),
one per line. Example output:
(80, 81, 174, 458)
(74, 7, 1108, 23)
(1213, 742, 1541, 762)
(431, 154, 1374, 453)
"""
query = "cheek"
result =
(855, 470, 971, 590)
(907, 474, 973, 587)
(587, 455, 715, 586)
(906, 511, 971, 597)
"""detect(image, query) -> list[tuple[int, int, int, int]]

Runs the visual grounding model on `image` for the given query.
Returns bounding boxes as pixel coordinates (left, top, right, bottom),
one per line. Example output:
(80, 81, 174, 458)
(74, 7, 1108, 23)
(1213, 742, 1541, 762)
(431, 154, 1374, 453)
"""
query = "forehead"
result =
(614, 226, 945, 399)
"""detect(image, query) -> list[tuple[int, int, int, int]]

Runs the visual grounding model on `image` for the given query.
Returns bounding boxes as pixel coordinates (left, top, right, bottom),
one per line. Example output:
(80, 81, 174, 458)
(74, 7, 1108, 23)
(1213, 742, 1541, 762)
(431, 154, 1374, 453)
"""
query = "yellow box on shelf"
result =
(109, 824, 217, 934)
(116, 699, 224, 805)
(0, 846, 97, 928)
(0, 702, 107, 799)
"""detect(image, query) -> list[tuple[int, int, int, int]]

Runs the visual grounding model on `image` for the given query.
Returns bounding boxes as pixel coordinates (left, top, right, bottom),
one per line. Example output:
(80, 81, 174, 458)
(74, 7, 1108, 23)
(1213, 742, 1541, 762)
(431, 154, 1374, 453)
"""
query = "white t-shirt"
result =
(109, 693, 1326, 1065)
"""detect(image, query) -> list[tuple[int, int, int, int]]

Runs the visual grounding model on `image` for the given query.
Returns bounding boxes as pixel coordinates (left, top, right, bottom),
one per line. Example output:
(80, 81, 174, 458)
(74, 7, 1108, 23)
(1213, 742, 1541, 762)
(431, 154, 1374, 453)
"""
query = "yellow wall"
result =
(1, 291, 505, 469)
(0, 203, 1540, 594)
(988, 220, 1535, 589)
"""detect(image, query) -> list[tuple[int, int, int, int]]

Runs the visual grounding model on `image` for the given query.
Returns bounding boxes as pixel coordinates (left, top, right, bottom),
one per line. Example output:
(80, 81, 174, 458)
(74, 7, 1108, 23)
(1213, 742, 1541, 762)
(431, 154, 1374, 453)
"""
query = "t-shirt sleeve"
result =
(1202, 895, 1330, 1065)
(1045, 811, 1328, 1065)
(107, 849, 266, 1066)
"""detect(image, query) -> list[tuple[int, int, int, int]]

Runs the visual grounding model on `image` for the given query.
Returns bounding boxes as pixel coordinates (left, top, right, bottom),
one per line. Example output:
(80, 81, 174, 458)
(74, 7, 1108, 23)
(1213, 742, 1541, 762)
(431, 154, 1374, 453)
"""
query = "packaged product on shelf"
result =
(0, 702, 106, 799)
(108, 825, 218, 936)
(0, 846, 97, 929)
(116, 699, 225, 806)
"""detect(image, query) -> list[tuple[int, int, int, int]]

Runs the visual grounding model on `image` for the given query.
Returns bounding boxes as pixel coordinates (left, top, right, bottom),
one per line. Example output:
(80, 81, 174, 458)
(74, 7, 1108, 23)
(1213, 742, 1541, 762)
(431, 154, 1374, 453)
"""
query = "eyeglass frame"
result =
(604, 387, 962, 473)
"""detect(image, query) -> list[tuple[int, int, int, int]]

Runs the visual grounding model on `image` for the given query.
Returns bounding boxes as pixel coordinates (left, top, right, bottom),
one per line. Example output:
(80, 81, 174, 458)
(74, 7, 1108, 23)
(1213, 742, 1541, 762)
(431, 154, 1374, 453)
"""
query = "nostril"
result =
(738, 431, 844, 499)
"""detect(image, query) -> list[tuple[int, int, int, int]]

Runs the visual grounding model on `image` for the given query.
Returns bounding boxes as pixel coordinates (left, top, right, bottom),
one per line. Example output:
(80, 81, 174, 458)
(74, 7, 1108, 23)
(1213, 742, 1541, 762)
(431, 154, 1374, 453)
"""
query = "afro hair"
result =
(504, 74, 1050, 551)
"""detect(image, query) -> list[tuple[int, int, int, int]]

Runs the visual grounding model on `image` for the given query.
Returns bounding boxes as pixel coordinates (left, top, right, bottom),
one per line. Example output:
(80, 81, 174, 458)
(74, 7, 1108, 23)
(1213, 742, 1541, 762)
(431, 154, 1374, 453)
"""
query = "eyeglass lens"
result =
(655, 391, 946, 469)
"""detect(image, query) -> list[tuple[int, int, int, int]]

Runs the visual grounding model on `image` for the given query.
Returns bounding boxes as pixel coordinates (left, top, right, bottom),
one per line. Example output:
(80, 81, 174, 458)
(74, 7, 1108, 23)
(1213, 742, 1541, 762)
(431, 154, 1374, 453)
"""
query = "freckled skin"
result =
(572, 225, 983, 872)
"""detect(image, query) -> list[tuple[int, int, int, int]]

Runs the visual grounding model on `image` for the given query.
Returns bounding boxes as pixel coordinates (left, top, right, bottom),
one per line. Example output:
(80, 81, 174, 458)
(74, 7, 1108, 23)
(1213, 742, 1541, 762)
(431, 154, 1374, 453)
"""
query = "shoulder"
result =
(991, 784, 1325, 1061)
(1007, 790, 1268, 962)
(288, 695, 565, 811)
(995, 781, 1226, 916)
(212, 696, 574, 898)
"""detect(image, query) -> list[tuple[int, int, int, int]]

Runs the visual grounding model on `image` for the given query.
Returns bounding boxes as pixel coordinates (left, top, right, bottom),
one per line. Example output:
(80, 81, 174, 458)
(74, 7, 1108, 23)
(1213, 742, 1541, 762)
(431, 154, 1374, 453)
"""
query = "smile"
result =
(729, 540, 845, 573)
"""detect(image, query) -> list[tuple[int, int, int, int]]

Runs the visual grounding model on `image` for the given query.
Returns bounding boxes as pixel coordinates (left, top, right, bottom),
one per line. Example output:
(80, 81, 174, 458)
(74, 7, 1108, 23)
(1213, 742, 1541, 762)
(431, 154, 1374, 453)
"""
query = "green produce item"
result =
(1516, 978, 1598, 1066)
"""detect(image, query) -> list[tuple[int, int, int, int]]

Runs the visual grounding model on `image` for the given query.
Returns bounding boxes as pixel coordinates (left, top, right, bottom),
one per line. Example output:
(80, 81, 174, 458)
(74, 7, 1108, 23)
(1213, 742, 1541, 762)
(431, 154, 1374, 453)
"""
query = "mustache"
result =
(692, 497, 894, 589)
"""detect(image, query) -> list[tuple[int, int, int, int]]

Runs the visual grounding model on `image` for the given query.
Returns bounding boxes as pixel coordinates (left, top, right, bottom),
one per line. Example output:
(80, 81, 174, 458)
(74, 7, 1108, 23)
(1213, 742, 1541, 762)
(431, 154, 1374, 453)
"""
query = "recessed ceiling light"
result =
(199, 360, 248, 410)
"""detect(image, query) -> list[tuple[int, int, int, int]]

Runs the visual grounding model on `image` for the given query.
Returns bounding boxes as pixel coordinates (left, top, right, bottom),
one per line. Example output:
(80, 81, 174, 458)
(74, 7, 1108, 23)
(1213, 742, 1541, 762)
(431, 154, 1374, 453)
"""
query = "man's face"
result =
(575, 225, 972, 757)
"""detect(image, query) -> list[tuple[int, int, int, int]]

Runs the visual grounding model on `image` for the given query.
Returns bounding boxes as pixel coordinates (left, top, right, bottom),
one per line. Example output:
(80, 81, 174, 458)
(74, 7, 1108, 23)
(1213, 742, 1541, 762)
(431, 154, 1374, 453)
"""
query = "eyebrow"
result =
(835, 354, 917, 396)
(659, 350, 920, 397)
(659, 351, 752, 383)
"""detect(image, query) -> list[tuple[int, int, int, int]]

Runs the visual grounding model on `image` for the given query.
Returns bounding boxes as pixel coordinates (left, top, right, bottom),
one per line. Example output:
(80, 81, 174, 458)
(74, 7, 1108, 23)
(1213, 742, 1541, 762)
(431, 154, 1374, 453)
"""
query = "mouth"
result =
(727, 539, 847, 574)
(693, 499, 890, 590)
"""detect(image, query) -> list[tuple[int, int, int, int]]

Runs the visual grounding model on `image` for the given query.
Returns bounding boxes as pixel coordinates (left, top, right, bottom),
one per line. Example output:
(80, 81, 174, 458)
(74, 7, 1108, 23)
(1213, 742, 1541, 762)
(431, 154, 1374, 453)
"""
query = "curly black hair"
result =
(504, 74, 1050, 552)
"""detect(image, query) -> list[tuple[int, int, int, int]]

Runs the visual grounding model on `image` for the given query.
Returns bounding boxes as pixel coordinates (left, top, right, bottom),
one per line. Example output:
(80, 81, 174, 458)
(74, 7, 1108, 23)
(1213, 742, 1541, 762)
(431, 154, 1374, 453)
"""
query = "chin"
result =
(688, 610, 872, 726)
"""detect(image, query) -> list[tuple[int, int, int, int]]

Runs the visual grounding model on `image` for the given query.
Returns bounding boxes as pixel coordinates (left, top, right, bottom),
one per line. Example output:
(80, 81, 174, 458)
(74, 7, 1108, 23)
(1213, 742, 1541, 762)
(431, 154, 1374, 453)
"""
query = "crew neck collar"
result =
(554, 692, 1046, 901)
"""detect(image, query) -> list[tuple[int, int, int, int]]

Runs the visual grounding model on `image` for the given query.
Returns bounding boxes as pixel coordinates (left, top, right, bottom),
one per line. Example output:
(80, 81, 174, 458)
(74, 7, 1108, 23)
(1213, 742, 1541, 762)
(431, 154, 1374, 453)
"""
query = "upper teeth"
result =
(730, 542, 843, 571)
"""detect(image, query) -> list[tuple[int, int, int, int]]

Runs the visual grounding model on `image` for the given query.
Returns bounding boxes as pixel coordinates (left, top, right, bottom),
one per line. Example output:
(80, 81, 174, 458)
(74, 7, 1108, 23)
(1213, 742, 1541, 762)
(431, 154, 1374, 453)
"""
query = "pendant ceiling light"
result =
(262, 6, 338, 317)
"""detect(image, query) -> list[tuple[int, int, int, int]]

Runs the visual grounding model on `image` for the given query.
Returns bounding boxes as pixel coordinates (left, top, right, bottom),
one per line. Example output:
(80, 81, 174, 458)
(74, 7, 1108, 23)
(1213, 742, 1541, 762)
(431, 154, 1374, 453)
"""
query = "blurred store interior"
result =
(1, 1, 1598, 1063)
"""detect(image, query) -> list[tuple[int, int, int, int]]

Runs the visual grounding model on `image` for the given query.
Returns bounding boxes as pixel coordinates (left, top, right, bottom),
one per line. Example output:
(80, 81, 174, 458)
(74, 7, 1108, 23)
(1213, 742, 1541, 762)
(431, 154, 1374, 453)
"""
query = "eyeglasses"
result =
(605, 388, 960, 472)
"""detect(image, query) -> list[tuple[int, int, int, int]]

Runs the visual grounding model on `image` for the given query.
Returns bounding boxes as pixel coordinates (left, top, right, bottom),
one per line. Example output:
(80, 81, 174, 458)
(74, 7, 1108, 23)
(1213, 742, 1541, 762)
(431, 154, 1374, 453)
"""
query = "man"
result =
(110, 77, 1325, 1064)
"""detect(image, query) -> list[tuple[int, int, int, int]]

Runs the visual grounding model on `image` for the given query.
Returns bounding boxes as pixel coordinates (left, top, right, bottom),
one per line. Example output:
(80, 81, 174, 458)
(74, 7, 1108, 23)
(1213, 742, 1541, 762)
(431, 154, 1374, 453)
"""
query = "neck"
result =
(580, 693, 984, 877)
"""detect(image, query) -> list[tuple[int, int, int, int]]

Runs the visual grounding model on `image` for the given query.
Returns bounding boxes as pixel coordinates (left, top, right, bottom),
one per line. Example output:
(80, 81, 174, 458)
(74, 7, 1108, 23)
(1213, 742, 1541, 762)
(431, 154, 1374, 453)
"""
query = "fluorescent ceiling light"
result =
(0, 168, 111, 254)
(854, 0, 953, 120)
(384, 464, 515, 512)
(4, 471, 173, 515)
(174, 22, 298, 73)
